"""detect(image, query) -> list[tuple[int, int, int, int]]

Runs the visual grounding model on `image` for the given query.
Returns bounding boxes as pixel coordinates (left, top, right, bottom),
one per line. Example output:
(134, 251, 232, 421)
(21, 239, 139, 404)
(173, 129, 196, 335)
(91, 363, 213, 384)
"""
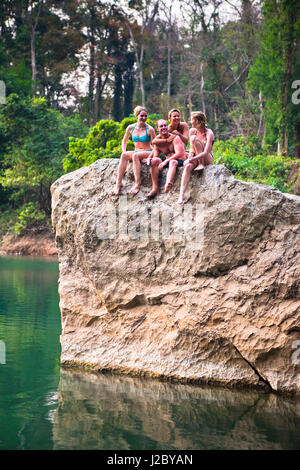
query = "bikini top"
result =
(131, 124, 151, 142)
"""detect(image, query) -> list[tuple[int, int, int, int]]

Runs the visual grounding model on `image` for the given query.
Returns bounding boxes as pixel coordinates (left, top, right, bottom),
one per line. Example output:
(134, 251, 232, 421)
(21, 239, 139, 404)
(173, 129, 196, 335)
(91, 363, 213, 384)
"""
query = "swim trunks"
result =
(160, 154, 185, 168)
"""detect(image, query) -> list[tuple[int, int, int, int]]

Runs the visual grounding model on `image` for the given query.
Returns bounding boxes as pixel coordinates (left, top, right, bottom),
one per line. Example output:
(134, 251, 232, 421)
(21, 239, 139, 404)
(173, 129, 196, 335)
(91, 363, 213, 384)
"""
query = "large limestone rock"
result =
(51, 160, 300, 393)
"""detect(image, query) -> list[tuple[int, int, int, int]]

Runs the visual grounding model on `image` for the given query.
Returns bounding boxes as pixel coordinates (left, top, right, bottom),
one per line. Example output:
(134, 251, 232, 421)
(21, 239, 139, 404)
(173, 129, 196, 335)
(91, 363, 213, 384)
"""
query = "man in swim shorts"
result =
(146, 119, 186, 198)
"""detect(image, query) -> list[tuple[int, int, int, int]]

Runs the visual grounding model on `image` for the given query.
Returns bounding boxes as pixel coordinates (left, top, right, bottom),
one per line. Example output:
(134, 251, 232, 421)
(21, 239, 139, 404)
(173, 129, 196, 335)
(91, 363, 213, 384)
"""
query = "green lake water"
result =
(0, 256, 299, 450)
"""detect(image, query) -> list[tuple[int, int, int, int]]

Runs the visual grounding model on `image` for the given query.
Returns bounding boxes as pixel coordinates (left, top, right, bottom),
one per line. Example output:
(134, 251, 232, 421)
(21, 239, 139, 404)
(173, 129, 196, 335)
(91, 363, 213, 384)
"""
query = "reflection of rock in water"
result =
(53, 369, 300, 450)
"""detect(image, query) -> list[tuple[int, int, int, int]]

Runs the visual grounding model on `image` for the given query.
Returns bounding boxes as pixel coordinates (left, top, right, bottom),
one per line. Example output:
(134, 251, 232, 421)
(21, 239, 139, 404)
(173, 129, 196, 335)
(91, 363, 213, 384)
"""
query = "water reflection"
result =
(53, 369, 300, 450)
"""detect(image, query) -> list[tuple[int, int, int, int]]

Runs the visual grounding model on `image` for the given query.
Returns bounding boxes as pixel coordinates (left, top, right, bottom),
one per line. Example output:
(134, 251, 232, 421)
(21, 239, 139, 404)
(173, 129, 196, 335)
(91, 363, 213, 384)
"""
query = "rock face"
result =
(51, 160, 300, 393)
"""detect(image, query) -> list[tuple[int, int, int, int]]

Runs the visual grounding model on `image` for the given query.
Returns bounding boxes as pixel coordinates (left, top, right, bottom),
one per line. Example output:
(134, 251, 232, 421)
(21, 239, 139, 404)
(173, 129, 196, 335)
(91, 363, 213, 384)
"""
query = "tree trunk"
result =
(188, 84, 193, 119)
(139, 68, 145, 108)
(94, 73, 102, 122)
(123, 3, 159, 108)
(113, 64, 123, 122)
(29, 1, 42, 95)
(31, 28, 37, 85)
(88, 6, 96, 125)
(280, 0, 295, 156)
(94, 70, 109, 122)
(214, 99, 219, 140)
(125, 21, 145, 107)
(199, 62, 206, 114)
(123, 53, 135, 118)
(167, 35, 171, 110)
(257, 90, 264, 140)
(139, 43, 145, 107)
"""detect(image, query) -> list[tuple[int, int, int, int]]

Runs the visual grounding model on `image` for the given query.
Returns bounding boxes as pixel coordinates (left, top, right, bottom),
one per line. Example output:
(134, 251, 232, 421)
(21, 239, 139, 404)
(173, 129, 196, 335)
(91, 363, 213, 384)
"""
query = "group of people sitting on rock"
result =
(115, 106, 214, 205)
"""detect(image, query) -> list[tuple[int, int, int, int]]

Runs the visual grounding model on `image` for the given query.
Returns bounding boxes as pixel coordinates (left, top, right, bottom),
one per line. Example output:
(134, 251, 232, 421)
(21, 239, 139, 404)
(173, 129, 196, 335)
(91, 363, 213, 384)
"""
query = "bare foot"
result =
(177, 196, 184, 205)
(146, 189, 159, 199)
(114, 184, 122, 195)
(163, 182, 173, 193)
(194, 163, 204, 171)
(130, 184, 140, 195)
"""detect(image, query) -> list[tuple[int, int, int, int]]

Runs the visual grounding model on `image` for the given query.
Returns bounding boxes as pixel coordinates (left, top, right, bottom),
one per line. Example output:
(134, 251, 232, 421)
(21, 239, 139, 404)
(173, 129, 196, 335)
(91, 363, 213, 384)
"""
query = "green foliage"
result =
(119, 116, 136, 132)
(147, 114, 163, 128)
(247, 0, 300, 151)
(14, 202, 46, 235)
(64, 119, 122, 173)
(214, 136, 295, 193)
(87, 120, 122, 148)
(0, 93, 88, 234)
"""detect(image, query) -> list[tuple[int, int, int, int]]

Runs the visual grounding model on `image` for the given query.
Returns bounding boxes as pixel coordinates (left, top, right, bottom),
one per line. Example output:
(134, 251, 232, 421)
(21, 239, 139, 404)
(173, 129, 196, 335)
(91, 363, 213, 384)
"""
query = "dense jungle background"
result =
(0, 0, 299, 238)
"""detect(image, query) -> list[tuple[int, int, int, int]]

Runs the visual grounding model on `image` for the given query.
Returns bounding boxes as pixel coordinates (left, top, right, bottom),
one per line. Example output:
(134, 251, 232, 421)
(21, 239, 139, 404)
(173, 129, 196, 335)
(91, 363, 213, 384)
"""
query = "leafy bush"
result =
(87, 119, 122, 148)
(214, 136, 295, 193)
(14, 202, 46, 235)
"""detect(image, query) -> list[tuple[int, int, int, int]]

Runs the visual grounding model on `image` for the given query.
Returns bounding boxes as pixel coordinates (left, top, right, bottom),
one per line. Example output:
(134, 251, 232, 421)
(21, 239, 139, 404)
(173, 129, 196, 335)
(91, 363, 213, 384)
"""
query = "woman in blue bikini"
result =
(115, 106, 156, 195)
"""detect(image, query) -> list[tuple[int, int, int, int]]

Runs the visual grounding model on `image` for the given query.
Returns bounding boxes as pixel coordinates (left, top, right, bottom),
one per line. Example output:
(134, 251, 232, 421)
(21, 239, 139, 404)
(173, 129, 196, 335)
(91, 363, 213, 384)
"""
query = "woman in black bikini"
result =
(115, 106, 155, 195)
(177, 111, 214, 205)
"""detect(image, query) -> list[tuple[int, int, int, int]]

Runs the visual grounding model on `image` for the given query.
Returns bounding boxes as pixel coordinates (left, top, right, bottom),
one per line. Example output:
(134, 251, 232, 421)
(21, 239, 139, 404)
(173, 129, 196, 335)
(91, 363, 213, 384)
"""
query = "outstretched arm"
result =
(121, 125, 133, 152)
(152, 134, 176, 145)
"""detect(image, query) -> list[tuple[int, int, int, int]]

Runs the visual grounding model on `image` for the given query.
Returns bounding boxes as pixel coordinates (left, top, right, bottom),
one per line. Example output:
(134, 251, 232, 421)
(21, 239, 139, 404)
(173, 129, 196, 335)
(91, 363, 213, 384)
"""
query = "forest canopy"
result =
(0, 0, 299, 236)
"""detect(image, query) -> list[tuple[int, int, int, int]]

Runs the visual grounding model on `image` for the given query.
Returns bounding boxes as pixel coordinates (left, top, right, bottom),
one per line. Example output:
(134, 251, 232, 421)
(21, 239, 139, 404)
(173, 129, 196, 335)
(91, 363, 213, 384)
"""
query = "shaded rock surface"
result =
(51, 160, 300, 393)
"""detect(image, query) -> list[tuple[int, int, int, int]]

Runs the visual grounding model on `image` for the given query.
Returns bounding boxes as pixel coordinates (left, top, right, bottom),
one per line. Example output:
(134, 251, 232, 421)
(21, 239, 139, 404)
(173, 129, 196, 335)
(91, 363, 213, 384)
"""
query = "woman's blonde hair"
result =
(168, 108, 180, 119)
(133, 106, 148, 118)
(191, 111, 207, 127)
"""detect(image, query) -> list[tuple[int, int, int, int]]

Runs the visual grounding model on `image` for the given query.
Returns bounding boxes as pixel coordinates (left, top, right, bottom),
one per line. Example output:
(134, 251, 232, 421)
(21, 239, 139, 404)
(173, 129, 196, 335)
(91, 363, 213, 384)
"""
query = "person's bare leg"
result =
(190, 135, 205, 171)
(130, 153, 142, 194)
(115, 153, 131, 195)
(146, 158, 161, 198)
(164, 160, 178, 193)
(177, 162, 195, 205)
(194, 152, 213, 170)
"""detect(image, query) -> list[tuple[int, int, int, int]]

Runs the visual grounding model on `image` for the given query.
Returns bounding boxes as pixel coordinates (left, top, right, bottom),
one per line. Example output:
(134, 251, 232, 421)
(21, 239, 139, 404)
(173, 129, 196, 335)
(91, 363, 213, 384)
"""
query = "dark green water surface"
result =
(0, 256, 299, 450)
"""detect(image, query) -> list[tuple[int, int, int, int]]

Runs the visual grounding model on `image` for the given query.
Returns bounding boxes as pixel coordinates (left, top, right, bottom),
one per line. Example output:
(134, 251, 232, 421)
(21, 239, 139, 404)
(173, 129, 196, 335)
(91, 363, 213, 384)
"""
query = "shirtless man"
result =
(146, 119, 186, 198)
